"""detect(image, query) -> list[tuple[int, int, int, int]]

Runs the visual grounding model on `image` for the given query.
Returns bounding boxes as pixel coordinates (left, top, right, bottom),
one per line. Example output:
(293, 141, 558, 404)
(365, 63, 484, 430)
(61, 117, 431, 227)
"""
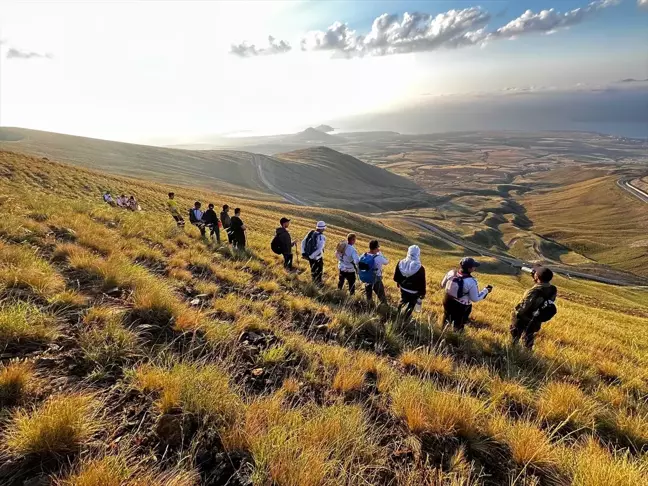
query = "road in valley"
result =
(617, 177, 648, 204)
(248, 159, 647, 287)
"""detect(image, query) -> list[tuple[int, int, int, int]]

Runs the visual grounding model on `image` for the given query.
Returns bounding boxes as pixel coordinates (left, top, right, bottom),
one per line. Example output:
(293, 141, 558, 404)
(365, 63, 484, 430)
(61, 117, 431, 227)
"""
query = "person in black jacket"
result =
(220, 205, 233, 244)
(202, 203, 221, 244)
(511, 267, 557, 349)
(393, 245, 426, 321)
(274, 217, 294, 269)
(229, 207, 246, 249)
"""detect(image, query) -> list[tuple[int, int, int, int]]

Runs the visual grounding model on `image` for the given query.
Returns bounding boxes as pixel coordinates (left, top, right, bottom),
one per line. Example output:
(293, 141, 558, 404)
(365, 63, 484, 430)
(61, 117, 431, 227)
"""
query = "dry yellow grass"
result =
(0, 360, 36, 406)
(400, 348, 454, 377)
(0, 302, 57, 346)
(536, 381, 600, 428)
(4, 393, 103, 456)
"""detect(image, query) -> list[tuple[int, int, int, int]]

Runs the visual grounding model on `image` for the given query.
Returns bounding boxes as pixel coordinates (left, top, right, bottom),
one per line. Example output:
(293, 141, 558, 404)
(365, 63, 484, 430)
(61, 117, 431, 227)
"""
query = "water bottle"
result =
(414, 298, 422, 313)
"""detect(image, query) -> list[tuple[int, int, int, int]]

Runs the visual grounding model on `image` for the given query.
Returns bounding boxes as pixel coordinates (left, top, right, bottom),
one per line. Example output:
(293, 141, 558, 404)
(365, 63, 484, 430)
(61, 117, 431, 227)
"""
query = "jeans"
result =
(443, 295, 472, 331)
(308, 258, 324, 284)
(398, 289, 419, 321)
(338, 270, 356, 295)
(365, 276, 387, 304)
(283, 253, 293, 269)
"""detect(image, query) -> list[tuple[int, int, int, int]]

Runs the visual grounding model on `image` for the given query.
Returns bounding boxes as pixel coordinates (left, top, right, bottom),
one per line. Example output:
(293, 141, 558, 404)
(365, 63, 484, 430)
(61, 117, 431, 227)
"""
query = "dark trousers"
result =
(365, 276, 387, 304)
(172, 215, 185, 227)
(283, 253, 293, 269)
(443, 295, 472, 331)
(225, 228, 234, 244)
(192, 222, 206, 236)
(308, 258, 324, 284)
(338, 270, 356, 295)
(398, 289, 419, 321)
(206, 224, 221, 243)
(510, 316, 542, 349)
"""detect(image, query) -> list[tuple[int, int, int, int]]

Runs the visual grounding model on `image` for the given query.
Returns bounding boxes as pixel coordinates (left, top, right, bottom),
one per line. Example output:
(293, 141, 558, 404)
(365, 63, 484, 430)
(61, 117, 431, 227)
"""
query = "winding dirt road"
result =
(252, 154, 310, 206)
(617, 177, 648, 204)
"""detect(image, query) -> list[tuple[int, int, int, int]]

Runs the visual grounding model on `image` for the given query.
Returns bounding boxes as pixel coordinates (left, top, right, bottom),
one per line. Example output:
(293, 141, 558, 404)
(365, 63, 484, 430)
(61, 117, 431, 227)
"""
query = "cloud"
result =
(230, 35, 291, 57)
(6, 47, 52, 59)
(490, 0, 620, 39)
(639, 0, 648, 9)
(234, 0, 622, 58)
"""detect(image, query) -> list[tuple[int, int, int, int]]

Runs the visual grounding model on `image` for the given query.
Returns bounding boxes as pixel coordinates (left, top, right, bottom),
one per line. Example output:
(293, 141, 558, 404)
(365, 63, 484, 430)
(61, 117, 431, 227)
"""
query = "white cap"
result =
(316, 221, 326, 230)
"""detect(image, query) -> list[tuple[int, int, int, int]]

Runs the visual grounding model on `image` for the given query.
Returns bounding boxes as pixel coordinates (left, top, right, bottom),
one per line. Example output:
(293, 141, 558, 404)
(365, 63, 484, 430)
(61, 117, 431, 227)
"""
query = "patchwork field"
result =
(1, 150, 647, 485)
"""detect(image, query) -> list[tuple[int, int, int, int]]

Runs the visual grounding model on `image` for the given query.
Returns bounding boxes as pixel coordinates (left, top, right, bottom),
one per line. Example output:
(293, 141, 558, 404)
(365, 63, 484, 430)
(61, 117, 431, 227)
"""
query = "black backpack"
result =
(271, 235, 283, 255)
(533, 299, 557, 323)
(302, 231, 319, 258)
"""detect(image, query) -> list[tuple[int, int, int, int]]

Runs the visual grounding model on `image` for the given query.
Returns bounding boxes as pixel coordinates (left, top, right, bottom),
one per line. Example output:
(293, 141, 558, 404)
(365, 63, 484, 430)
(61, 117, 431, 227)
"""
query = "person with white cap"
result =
(441, 257, 493, 331)
(393, 245, 427, 321)
(301, 221, 327, 284)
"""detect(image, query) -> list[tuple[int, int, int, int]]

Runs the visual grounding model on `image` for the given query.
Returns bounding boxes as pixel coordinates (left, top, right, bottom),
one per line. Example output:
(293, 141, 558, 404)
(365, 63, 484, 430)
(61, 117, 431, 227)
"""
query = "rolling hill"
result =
(0, 127, 428, 212)
(1, 150, 647, 485)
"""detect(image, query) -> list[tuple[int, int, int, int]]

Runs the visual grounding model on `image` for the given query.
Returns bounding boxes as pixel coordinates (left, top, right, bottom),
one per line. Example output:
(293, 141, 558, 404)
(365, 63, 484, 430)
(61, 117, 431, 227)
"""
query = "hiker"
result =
(202, 203, 221, 244)
(189, 201, 206, 237)
(441, 257, 492, 332)
(103, 191, 116, 207)
(116, 194, 128, 208)
(510, 267, 557, 349)
(393, 245, 426, 320)
(359, 240, 389, 305)
(272, 217, 294, 269)
(167, 192, 185, 227)
(336, 233, 360, 295)
(221, 205, 233, 244)
(127, 195, 140, 211)
(301, 221, 327, 284)
(229, 208, 246, 249)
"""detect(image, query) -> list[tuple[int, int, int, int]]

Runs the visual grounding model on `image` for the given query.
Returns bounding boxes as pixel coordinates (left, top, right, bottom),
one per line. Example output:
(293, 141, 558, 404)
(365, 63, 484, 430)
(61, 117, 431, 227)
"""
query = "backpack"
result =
(532, 299, 557, 323)
(335, 241, 348, 259)
(188, 208, 197, 223)
(270, 235, 283, 255)
(446, 275, 467, 300)
(358, 253, 377, 284)
(302, 231, 319, 258)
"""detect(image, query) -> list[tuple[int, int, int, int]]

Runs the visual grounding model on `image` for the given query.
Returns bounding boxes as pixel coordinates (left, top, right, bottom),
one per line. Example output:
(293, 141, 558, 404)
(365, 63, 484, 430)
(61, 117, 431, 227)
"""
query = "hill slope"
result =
(0, 127, 426, 212)
(1, 149, 647, 485)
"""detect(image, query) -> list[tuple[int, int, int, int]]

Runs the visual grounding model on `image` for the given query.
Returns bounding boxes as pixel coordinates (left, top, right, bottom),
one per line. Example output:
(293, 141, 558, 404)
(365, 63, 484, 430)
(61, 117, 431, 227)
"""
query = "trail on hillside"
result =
(252, 154, 310, 206)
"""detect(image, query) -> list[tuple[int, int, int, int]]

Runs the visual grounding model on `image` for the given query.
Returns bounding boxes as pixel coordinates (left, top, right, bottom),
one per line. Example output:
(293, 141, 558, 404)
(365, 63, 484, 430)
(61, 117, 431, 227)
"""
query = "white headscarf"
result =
(398, 245, 422, 277)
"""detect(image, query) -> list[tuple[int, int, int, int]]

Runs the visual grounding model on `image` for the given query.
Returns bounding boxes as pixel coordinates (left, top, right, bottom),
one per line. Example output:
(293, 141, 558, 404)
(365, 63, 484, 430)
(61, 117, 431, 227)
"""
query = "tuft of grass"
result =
(259, 344, 289, 366)
(0, 360, 36, 407)
(489, 416, 557, 470)
(537, 381, 599, 428)
(0, 302, 57, 346)
(0, 241, 65, 297)
(568, 436, 647, 486)
(391, 378, 486, 438)
(4, 393, 103, 456)
(79, 311, 139, 370)
(55, 453, 199, 486)
(133, 363, 244, 433)
(49, 290, 89, 309)
(400, 348, 454, 377)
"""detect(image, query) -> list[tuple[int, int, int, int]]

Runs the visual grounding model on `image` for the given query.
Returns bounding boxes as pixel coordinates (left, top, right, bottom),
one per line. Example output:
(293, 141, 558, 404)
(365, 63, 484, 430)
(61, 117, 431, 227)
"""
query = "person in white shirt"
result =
(189, 201, 206, 237)
(337, 233, 360, 295)
(362, 239, 389, 305)
(441, 257, 493, 331)
(116, 194, 127, 208)
(301, 221, 327, 284)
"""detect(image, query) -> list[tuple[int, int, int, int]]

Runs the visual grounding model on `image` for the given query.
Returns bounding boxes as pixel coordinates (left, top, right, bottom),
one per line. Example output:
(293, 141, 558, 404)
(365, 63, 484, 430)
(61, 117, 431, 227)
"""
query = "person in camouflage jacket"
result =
(510, 267, 557, 349)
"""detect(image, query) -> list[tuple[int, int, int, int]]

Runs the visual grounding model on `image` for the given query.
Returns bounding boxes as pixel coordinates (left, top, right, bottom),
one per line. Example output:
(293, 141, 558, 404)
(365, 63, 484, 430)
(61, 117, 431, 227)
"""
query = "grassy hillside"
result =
(0, 127, 426, 212)
(1, 150, 647, 485)
(523, 176, 648, 277)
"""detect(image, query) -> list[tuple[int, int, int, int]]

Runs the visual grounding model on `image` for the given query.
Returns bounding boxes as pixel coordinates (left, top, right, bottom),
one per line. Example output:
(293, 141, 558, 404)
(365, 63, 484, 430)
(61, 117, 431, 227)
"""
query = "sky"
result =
(1, 0, 647, 143)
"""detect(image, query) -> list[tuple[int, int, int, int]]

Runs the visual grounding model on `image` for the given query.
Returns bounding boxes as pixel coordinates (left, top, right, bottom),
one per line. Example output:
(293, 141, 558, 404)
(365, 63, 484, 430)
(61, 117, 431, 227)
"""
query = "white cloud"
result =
(491, 0, 620, 40)
(230, 35, 291, 57)
(233, 0, 622, 58)
(6, 47, 52, 59)
(638, 0, 648, 9)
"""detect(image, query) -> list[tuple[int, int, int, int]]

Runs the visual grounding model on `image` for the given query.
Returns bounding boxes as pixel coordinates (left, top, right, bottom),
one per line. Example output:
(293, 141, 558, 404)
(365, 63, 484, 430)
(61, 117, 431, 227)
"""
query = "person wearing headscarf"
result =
(393, 245, 426, 320)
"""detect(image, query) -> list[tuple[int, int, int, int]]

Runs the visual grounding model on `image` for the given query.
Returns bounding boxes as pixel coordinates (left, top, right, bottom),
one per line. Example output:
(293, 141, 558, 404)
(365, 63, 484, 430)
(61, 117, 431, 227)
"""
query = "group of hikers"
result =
(166, 193, 247, 248)
(276, 220, 558, 349)
(110, 190, 555, 350)
(103, 191, 140, 211)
